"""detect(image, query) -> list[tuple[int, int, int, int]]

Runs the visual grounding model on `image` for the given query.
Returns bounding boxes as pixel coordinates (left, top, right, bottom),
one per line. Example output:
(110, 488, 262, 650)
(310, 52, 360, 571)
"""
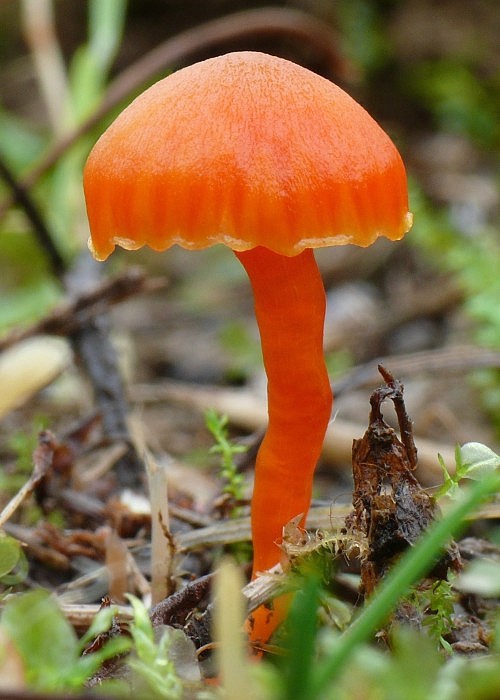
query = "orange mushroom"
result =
(83, 51, 412, 645)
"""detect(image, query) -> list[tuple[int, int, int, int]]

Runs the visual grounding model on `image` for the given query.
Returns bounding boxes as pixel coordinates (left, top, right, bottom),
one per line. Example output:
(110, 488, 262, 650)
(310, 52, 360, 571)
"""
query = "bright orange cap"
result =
(83, 51, 412, 261)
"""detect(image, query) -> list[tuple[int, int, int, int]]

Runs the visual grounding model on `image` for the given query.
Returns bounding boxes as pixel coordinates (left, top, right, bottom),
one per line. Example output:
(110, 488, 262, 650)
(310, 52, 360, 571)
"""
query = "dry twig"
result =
(0, 431, 56, 528)
(0, 268, 166, 352)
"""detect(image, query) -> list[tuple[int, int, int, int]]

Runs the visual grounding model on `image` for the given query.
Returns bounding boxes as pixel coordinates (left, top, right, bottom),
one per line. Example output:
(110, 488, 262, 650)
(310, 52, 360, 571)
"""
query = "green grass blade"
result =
(281, 575, 321, 700)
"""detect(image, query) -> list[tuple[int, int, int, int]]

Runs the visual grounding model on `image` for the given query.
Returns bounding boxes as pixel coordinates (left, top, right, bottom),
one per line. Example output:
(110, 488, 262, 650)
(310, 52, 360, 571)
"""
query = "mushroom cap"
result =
(84, 51, 412, 261)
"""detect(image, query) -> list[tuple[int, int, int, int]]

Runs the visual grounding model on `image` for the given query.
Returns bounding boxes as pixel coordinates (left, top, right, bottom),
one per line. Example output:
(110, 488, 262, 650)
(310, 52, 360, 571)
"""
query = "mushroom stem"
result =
(235, 246, 333, 642)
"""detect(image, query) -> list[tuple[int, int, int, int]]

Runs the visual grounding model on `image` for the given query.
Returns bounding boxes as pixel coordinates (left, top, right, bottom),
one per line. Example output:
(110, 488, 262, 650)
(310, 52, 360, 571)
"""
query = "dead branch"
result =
(0, 267, 166, 352)
(0, 155, 66, 276)
(0, 431, 56, 528)
(335, 345, 500, 397)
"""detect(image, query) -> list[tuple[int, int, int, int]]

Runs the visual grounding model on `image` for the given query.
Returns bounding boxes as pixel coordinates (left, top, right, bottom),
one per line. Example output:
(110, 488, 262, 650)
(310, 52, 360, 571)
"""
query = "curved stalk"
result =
(235, 246, 333, 642)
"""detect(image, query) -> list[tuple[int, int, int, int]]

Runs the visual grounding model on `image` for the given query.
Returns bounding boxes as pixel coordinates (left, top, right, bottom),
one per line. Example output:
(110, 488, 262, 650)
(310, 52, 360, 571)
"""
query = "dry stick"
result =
(129, 415, 175, 602)
(76, 443, 129, 485)
(0, 268, 165, 352)
(242, 563, 288, 614)
(144, 448, 175, 604)
(376, 364, 419, 470)
(61, 602, 133, 634)
(324, 275, 463, 355)
(168, 503, 212, 528)
(0, 431, 56, 528)
(125, 547, 151, 599)
(0, 156, 66, 277)
(65, 254, 145, 489)
(334, 345, 500, 397)
(0, 7, 348, 220)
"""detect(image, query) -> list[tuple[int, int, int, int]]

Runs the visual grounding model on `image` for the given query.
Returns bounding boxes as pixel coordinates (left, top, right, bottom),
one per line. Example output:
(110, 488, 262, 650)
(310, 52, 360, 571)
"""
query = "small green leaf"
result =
(127, 594, 154, 643)
(1, 589, 131, 691)
(0, 536, 21, 579)
(205, 409, 247, 507)
(1, 590, 78, 689)
(459, 442, 500, 480)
